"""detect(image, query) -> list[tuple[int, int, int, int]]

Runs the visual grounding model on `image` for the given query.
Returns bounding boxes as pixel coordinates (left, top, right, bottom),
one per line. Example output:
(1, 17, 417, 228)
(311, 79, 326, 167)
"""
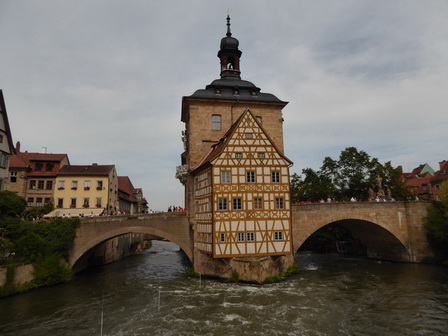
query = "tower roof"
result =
(182, 15, 287, 109)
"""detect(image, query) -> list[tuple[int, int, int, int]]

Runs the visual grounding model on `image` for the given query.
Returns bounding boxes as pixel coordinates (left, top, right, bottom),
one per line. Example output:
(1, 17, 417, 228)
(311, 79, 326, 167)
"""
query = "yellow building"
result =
(50, 164, 118, 217)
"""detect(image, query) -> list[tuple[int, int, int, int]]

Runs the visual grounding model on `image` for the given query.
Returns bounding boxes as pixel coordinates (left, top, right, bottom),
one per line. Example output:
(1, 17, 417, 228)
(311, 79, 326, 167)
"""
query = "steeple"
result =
(218, 15, 242, 78)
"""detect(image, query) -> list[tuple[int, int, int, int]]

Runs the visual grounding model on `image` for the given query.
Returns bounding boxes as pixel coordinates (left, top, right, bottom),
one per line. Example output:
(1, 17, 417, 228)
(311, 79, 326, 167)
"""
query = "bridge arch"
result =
(291, 202, 432, 262)
(69, 213, 192, 269)
(296, 218, 411, 262)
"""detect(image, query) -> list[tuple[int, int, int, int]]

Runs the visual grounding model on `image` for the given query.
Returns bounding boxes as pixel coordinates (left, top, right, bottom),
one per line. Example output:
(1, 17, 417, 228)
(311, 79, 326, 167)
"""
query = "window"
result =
(36, 198, 42, 207)
(218, 198, 228, 211)
(274, 231, 284, 240)
(254, 197, 263, 210)
(29, 180, 36, 190)
(84, 181, 91, 190)
(46, 163, 54, 172)
(246, 171, 256, 183)
(206, 172, 211, 186)
(211, 114, 222, 131)
(57, 198, 63, 208)
(272, 171, 280, 183)
(97, 181, 103, 190)
(34, 163, 43, 172)
(233, 198, 242, 210)
(71, 181, 78, 190)
(46, 181, 53, 190)
(256, 116, 263, 125)
(219, 233, 226, 242)
(10, 172, 17, 183)
(96, 198, 102, 207)
(0, 135, 3, 143)
(247, 232, 255, 242)
(0, 153, 7, 168)
(235, 153, 243, 158)
(83, 198, 90, 207)
(245, 133, 253, 139)
(44, 198, 51, 204)
(258, 153, 265, 159)
(194, 177, 199, 191)
(70, 198, 77, 207)
(237, 232, 245, 242)
(38, 180, 44, 189)
(58, 181, 65, 190)
(221, 171, 231, 184)
(27, 198, 34, 207)
(275, 197, 284, 210)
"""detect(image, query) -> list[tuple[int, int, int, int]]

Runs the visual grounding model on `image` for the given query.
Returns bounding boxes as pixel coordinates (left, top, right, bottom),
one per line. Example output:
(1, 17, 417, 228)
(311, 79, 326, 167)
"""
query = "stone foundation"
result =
(194, 251, 294, 283)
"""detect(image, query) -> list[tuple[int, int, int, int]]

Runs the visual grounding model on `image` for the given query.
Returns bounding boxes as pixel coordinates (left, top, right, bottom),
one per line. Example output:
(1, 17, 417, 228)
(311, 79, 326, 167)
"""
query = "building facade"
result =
(0, 90, 15, 191)
(177, 16, 294, 282)
(50, 164, 118, 217)
(6, 142, 70, 207)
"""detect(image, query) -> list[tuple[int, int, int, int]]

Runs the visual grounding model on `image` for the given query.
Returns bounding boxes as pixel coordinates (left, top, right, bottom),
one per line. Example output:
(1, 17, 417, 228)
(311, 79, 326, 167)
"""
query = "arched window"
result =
(211, 114, 222, 131)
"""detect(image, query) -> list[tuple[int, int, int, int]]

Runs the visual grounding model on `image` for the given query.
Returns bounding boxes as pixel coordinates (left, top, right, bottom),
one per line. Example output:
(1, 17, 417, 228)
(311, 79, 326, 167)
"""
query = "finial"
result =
(226, 11, 232, 37)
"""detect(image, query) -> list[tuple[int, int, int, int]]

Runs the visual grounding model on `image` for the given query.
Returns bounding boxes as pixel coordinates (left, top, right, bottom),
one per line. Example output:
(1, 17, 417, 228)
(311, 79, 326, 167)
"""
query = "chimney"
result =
(41, 147, 47, 154)
(92, 163, 98, 165)
(15, 141, 21, 152)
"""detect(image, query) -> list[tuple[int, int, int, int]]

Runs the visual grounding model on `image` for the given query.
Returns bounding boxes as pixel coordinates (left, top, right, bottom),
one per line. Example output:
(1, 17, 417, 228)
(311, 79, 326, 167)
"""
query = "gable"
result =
(211, 109, 292, 168)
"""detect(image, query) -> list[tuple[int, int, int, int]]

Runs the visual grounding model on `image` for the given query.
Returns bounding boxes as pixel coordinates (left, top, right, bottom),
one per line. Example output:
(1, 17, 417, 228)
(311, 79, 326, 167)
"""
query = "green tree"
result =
(424, 180, 448, 263)
(0, 191, 26, 218)
(320, 147, 378, 201)
(291, 168, 333, 203)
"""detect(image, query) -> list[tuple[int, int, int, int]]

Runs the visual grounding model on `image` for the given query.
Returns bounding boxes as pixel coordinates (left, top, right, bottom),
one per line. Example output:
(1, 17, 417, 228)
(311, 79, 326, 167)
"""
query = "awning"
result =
(45, 208, 104, 218)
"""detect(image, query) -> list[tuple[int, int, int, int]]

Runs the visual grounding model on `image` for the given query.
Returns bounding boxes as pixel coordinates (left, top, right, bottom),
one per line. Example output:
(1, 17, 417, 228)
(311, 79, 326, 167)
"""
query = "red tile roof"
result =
(58, 165, 115, 176)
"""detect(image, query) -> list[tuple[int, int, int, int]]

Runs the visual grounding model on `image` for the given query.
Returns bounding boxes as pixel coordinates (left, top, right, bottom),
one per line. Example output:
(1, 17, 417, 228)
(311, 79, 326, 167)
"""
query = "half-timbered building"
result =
(192, 109, 293, 259)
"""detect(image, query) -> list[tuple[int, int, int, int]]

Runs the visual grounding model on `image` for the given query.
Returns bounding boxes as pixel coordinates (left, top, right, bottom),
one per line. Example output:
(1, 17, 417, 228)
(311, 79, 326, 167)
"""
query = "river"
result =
(1, 240, 447, 336)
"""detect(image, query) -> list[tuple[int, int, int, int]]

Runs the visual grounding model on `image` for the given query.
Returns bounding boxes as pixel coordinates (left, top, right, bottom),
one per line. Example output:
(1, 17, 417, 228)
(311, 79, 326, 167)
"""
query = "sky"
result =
(1, 1, 447, 211)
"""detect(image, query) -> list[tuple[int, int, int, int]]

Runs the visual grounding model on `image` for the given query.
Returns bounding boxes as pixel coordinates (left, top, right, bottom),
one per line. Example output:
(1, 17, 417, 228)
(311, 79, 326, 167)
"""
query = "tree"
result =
(291, 147, 412, 202)
(424, 180, 448, 263)
(320, 147, 378, 201)
(291, 169, 333, 203)
(0, 191, 26, 218)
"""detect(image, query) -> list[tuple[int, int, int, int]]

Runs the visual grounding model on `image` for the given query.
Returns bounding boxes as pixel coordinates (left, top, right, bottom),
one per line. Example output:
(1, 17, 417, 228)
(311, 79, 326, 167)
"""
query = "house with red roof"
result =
(401, 161, 448, 200)
(5, 141, 69, 207)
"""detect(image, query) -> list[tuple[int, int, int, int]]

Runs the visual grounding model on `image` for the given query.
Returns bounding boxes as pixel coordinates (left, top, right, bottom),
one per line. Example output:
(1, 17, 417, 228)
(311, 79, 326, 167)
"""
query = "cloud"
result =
(1, 1, 447, 209)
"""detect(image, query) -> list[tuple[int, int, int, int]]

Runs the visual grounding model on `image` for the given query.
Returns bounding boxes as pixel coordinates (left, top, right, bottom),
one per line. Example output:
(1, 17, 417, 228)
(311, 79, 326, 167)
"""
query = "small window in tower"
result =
(245, 133, 253, 139)
(235, 153, 243, 159)
(211, 114, 222, 131)
(256, 116, 263, 125)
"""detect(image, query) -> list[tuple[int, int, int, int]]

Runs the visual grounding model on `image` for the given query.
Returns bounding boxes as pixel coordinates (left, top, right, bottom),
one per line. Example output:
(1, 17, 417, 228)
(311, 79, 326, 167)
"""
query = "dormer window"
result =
(35, 163, 43, 172)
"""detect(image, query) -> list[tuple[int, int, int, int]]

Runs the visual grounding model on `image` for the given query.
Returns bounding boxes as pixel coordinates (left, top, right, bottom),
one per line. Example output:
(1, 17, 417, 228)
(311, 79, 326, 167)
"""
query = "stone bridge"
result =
(291, 201, 432, 262)
(69, 201, 432, 269)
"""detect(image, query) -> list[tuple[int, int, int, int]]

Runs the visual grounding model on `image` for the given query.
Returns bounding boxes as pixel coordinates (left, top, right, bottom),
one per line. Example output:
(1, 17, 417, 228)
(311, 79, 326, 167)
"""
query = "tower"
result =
(177, 16, 294, 282)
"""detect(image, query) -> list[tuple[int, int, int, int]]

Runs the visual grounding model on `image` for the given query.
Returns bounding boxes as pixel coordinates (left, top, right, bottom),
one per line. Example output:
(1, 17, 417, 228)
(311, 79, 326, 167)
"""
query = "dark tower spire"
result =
(218, 14, 242, 78)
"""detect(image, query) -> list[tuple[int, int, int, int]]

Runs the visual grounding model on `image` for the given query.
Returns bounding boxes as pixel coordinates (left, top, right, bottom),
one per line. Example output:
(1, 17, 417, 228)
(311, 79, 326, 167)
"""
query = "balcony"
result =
(175, 165, 188, 185)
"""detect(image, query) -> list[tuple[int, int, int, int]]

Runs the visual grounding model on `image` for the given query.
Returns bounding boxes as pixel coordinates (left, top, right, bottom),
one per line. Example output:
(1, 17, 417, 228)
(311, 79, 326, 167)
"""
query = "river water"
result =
(1, 240, 447, 336)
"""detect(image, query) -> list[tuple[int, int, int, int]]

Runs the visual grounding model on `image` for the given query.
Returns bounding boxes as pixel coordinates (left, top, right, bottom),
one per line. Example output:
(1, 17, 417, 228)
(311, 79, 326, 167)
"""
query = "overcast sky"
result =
(1, 1, 447, 210)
